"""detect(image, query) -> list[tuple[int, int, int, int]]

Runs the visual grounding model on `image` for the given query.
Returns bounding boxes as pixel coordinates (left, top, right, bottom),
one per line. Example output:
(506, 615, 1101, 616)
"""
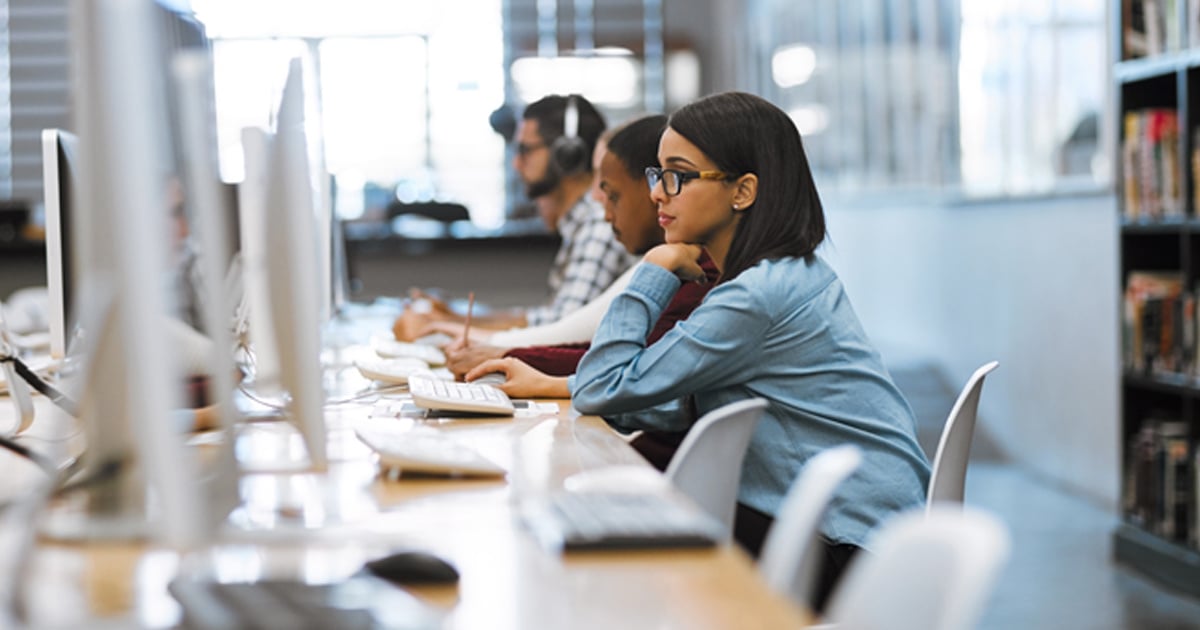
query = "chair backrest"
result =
(665, 397, 768, 540)
(758, 444, 862, 610)
(926, 361, 999, 510)
(823, 506, 1011, 630)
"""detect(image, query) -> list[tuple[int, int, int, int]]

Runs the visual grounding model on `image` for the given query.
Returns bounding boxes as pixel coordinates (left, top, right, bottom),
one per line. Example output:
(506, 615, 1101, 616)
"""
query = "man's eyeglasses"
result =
(645, 167, 737, 196)
(515, 141, 547, 158)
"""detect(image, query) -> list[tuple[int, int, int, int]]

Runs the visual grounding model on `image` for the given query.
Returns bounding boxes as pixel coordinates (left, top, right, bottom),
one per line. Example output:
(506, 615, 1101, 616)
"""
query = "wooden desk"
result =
(7, 371, 809, 629)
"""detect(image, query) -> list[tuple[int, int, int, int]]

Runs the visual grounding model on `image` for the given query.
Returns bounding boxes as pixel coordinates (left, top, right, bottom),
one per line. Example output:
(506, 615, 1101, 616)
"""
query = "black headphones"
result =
(550, 95, 590, 177)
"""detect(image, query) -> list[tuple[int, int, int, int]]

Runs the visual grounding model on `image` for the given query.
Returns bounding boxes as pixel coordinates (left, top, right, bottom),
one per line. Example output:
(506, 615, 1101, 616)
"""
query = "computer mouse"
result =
(563, 465, 673, 494)
(470, 372, 507, 387)
(364, 550, 460, 585)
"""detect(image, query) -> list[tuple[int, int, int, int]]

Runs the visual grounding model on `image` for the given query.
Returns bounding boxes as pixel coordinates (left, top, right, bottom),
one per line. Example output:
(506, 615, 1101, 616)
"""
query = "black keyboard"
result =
(168, 575, 441, 630)
(521, 492, 724, 551)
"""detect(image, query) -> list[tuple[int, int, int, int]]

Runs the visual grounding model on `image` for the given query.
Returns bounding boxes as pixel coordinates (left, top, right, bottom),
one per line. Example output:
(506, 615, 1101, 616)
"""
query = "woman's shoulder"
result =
(733, 255, 837, 293)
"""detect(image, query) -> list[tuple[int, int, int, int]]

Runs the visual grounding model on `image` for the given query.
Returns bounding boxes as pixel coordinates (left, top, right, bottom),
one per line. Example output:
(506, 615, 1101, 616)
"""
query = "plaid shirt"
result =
(525, 197, 635, 326)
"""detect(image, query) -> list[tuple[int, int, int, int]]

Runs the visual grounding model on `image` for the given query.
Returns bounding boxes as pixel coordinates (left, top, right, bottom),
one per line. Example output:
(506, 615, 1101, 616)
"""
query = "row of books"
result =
(1121, 109, 1184, 222)
(1124, 271, 1195, 376)
(1123, 418, 1199, 547)
(1121, 0, 1200, 58)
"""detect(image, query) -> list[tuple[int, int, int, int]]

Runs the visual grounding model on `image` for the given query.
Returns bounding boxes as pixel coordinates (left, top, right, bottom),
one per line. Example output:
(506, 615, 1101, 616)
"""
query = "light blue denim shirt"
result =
(569, 256, 931, 549)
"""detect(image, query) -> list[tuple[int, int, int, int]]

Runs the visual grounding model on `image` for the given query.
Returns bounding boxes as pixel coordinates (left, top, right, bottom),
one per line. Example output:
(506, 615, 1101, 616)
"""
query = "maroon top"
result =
(505, 253, 721, 376)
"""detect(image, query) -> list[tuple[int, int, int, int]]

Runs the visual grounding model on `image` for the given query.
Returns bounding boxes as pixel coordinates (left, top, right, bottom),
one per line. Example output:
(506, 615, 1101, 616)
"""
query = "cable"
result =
(0, 355, 78, 417)
(52, 457, 122, 497)
(0, 434, 58, 475)
(237, 384, 287, 411)
(324, 384, 408, 406)
(239, 382, 408, 411)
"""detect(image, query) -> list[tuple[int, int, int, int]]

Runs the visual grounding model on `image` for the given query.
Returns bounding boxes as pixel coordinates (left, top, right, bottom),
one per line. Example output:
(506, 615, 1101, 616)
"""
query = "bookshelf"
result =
(1115, 0, 1200, 598)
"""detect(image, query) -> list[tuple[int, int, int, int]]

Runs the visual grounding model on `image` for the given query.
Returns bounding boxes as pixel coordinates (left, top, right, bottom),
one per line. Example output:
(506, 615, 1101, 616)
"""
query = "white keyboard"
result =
(407, 373, 514, 416)
(373, 339, 446, 366)
(355, 428, 506, 477)
(354, 357, 431, 385)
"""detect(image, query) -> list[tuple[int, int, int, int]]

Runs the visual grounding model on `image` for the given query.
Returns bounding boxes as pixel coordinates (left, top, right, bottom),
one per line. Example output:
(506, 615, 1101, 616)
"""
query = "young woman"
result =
(454, 115, 717, 387)
(564, 92, 929, 610)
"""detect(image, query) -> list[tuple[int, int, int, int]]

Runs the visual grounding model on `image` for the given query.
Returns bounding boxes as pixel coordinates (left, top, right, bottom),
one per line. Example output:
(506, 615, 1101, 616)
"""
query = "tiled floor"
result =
(967, 463, 1200, 629)
(891, 364, 1200, 630)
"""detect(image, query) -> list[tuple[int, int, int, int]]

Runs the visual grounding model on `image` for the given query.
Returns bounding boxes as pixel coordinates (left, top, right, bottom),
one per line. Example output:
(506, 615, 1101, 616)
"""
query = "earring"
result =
(732, 203, 740, 210)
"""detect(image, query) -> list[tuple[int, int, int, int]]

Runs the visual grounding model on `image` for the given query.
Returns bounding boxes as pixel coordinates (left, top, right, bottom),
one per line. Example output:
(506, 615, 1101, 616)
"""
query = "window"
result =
(958, 0, 1106, 195)
(193, 0, 506, 225)
(741, 0, 1108, 197)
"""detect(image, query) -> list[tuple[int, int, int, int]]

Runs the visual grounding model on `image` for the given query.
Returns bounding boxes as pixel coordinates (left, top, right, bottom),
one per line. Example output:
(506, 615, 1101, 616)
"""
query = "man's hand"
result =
(392, 308, 438, 342)
(409, 289, 455, 316)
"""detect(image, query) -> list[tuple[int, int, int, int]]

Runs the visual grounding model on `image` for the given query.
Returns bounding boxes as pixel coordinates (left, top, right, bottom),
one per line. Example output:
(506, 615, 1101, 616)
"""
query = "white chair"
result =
(665, 397, 768, 540)
(926, 361, 999, 511)
(822, 506, 1011, 630)
(758, 444, 862, 610)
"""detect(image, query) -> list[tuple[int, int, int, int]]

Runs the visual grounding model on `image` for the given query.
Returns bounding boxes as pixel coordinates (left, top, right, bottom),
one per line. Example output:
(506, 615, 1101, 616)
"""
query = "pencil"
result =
(461, 291, 475, 346)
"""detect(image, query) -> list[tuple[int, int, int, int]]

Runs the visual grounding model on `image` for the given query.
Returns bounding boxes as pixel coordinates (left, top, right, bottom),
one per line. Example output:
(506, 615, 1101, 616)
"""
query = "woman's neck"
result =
(703, 229, 736, 273)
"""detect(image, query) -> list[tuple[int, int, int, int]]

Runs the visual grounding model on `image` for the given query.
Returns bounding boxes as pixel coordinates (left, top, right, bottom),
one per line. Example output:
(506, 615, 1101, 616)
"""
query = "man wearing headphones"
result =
(395, 94, 634, 339)
(512, 94, 634, 325)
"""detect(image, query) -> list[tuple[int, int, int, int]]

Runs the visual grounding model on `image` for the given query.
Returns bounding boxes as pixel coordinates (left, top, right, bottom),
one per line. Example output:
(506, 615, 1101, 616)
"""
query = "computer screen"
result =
(37, 0, 223, 548)
(233, 58, 329, 471)
(40, 129, 79, 361)
(262, 57, 329, 469)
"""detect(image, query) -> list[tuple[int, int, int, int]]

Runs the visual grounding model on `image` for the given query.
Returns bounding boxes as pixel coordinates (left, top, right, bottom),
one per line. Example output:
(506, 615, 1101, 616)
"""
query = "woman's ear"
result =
(731, 173, 758, 210)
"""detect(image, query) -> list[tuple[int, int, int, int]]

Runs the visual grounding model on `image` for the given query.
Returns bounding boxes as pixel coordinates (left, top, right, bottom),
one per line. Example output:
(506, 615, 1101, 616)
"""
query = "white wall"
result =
(820, 192, 1121, 509)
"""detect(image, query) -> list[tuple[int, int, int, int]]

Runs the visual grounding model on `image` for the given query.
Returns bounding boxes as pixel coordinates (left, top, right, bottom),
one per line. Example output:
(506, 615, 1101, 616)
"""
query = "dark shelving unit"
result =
(1114, 0, 1200, 598)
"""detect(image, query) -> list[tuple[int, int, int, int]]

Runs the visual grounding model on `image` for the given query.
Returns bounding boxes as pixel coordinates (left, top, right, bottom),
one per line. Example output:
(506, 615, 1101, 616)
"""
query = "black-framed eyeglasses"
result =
(645, 167, 737, 196)
(515, 141, 547, 158)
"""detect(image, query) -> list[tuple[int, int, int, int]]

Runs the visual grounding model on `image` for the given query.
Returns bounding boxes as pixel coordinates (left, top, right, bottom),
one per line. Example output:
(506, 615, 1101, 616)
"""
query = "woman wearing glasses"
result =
(568, 92, 929, 611)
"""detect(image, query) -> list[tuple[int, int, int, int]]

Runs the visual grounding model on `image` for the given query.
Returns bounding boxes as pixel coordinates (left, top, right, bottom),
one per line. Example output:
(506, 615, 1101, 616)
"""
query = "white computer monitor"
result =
(38, 0, 211, 547)
(237, 58, 328, 470)
(237, 126, 283, 395)
(170, 49, 242, 519)
(41, 128, 79, 361)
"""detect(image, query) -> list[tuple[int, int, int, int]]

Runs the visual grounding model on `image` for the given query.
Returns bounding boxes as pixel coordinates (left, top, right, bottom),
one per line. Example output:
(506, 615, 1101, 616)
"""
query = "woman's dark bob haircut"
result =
(667, 91, 826, 281)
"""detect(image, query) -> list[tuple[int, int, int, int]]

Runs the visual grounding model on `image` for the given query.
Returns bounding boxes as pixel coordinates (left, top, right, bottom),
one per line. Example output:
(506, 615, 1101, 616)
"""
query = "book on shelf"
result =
(1123, 271, 1193, 376)
(1121, 109, 1182, 222)
(1162, 425, 1191, 539)
(1123, 418, 1195, 545)
(1124, 0, 1181, 58)
(1193, 129, 1200, 216)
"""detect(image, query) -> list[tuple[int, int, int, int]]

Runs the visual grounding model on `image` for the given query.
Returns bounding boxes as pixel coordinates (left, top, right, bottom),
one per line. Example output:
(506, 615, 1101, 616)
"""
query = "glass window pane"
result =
(319, 38, 429, 183)
(211, 39, 307, 182)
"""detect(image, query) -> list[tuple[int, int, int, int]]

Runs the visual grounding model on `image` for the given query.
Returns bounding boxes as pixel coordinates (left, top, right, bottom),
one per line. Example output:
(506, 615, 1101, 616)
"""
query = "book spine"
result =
(1124, 112, 1143, 220)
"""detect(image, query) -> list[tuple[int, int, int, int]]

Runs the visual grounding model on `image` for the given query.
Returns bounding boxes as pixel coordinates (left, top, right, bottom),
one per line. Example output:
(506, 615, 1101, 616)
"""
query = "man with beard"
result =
(394, 94, 634, 339)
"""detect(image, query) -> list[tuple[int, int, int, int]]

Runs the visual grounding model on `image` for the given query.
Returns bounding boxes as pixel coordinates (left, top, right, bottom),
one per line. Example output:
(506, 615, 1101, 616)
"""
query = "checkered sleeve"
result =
(525, 218, 634, 326)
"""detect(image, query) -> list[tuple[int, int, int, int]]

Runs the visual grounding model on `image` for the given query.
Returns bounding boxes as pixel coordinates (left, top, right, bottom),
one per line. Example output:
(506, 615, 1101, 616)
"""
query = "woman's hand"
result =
(444, 339, 506, 380)
(642, 243, 706, 282)
(466, 357, 570, 399)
